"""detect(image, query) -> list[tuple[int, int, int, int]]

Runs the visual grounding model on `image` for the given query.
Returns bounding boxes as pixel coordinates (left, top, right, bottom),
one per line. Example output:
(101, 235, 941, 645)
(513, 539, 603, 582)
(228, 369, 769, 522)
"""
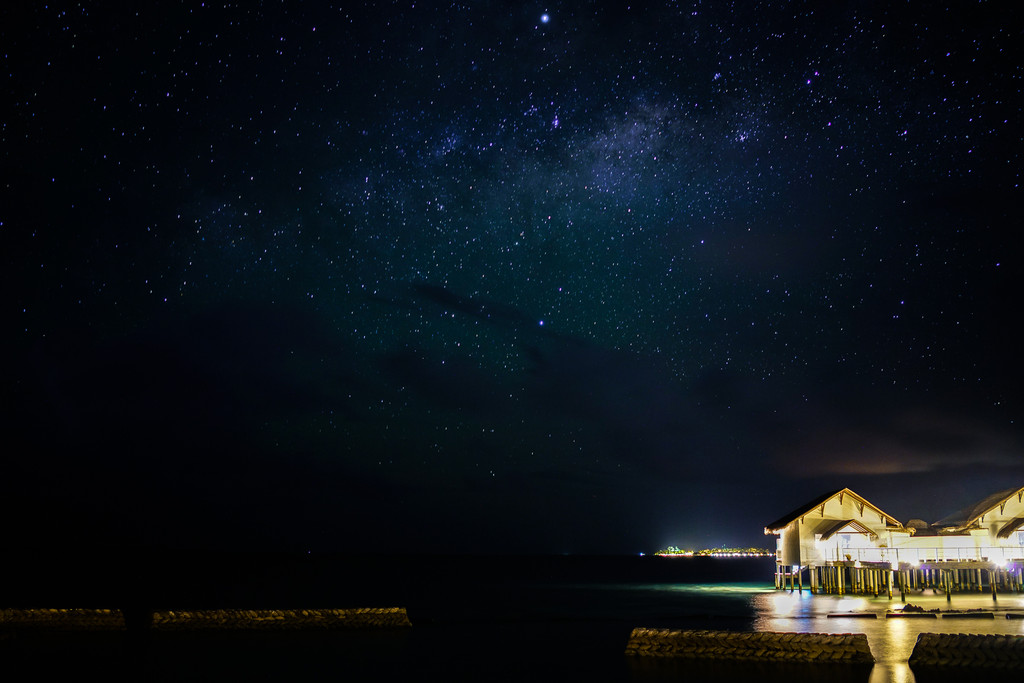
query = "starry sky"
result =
(3, 2, 1023, 555)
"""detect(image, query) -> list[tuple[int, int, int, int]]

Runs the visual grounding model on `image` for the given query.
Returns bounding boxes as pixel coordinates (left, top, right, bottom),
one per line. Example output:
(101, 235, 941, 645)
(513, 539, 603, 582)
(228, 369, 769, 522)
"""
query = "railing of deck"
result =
(830, 545, 1024, 565)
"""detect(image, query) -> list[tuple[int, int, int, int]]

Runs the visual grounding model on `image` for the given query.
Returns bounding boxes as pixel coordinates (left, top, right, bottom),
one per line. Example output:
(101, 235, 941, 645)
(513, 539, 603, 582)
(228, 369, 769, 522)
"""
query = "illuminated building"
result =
(765, 486, 1024, 596)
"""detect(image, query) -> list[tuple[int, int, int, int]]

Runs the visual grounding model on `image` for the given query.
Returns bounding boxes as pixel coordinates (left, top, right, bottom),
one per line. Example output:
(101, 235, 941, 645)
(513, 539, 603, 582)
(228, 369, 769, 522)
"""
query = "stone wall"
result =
(0, 608, 126, 630)
(909, 632, 1024, 668)
(1, 607, 411, 631)
(625, 628, 874, 664)
(150, 607, 411, 630)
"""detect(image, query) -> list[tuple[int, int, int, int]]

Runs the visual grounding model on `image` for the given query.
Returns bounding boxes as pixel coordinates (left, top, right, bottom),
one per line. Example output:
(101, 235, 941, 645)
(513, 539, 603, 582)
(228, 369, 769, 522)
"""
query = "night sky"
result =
(4, 2, 1023, 555)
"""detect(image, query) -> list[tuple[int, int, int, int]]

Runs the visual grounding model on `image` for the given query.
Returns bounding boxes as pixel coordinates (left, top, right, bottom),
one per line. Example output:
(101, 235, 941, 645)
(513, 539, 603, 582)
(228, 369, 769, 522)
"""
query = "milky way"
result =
(4, 3, 1023, 553)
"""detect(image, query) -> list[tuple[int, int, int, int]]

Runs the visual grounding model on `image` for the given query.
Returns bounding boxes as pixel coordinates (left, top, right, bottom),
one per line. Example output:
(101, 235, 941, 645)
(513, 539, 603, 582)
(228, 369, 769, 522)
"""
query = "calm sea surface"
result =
(3, 553, 1023, 681)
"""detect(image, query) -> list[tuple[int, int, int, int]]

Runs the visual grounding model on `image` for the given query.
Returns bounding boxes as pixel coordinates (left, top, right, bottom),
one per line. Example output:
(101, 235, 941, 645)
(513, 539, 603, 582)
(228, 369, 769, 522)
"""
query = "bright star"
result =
(540, 13, 550, 24)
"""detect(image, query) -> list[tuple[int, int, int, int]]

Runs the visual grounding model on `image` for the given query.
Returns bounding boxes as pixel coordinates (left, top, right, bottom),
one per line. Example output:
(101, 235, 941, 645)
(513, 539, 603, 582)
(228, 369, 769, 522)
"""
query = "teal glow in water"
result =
(600, 582, 775, 594)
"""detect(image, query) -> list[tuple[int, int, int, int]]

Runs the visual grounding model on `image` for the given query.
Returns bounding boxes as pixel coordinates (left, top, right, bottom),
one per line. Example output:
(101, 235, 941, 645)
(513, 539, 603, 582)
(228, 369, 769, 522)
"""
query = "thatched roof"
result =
(997, 516, 1024, 539)
(934, 486, 1024, 531)
(765, 488, 902, 534)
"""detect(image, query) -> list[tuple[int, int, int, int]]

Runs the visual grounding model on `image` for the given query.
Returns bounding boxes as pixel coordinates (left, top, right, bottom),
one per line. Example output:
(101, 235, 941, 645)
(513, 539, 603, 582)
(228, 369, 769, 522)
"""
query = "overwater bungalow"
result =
(765, 486, 1024, 596)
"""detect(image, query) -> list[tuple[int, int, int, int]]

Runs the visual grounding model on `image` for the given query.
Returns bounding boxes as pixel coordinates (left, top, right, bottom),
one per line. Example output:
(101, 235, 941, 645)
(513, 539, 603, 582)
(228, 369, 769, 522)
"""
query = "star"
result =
(5, 0, 1019, 557)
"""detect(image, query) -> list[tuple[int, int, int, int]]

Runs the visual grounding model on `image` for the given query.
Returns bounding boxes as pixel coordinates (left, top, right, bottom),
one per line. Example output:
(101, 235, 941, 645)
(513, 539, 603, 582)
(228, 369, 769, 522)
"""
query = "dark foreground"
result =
(3, 627, 884, 683)
(0, 552, 986, 681)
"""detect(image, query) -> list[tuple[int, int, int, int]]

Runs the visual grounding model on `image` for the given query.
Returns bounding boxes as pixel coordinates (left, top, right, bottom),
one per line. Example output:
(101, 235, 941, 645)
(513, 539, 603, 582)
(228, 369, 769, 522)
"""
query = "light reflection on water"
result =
(748, 589, 1024, 683)
(613, 583, 1024, 682)
(576, 581, 1024, 681)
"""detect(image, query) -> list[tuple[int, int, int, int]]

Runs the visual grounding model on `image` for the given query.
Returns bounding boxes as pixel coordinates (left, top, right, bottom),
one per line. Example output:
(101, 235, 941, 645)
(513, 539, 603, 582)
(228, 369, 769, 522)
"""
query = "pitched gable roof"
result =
(764, 487, 903, 534)
(765, 489, 842, 534)
(934, 486, 1024, 531)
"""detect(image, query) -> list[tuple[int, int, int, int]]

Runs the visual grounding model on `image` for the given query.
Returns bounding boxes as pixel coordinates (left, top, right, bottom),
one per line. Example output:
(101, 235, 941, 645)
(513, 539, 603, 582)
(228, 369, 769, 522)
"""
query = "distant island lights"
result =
(655, 546, 773, 557)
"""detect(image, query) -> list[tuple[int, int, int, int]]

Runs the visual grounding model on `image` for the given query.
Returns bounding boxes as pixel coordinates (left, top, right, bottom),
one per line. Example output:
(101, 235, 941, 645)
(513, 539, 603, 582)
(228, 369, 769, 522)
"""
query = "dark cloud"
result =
(779, 408, 1024, 477)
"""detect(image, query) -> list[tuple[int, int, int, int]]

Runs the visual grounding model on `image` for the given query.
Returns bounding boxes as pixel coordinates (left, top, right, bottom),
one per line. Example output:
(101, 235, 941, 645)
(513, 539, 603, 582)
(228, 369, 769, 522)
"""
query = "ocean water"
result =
(3, 553, 1023, 681)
